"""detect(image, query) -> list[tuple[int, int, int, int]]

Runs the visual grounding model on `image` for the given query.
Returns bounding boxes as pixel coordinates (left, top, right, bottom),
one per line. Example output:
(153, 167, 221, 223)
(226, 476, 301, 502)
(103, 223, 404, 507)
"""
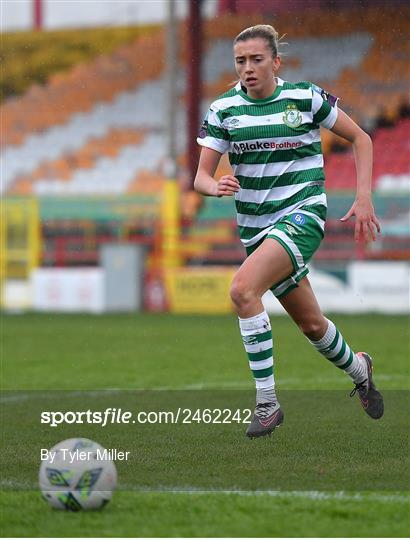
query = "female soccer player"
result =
(194, 24, 384, 438)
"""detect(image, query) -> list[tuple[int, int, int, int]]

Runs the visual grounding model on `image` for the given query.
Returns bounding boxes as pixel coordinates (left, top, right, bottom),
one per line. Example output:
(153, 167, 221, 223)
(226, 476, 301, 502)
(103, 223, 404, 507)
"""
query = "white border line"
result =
(1, 375, 407, 403)
(1, 480, 408, 503)
(156, 489, 410, 503)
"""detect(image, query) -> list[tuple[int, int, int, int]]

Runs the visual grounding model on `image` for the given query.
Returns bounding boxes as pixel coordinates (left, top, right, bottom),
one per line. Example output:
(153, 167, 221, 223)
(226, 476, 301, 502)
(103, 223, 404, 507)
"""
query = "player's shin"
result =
(238, 310, 277, 404)
(308, 318, 366, 383)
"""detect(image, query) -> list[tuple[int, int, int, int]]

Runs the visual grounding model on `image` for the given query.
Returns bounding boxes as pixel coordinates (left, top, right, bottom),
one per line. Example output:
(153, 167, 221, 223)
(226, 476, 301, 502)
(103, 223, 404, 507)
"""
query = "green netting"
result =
(37, 196, 161, 221)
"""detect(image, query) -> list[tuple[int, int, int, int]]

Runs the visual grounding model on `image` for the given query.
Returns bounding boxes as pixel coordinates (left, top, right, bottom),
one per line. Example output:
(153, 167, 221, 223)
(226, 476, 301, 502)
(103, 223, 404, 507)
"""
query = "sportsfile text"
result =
(41, 407, 252, 426)
(41, 408, 132, 427)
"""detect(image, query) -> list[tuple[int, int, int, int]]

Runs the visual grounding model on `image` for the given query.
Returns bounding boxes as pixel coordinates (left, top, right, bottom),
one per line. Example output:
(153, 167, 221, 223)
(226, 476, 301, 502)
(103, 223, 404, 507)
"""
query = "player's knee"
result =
(299, 319, 326, 341)
(230, 278, 254, 310)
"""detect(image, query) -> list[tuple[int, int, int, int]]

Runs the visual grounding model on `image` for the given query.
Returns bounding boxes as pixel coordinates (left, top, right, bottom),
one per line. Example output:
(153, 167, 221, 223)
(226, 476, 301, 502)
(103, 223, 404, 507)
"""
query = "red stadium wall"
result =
(218, 0, 405, 14)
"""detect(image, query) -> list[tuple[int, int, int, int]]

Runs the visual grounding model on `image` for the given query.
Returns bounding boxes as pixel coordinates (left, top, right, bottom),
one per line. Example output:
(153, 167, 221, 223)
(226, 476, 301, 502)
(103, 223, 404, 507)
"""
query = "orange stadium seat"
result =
(6, 128, 145, 195)
(1, 32, 165, 148)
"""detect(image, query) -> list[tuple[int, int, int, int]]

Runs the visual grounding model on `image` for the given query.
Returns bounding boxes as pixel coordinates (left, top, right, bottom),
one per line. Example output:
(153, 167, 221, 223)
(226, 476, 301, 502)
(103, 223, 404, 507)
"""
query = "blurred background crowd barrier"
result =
(1, 0, 409, 314)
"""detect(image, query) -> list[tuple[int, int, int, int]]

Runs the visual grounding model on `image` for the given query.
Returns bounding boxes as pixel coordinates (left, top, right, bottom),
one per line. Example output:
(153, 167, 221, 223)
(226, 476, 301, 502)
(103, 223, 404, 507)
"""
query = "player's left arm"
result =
(330, 109, 381, 243)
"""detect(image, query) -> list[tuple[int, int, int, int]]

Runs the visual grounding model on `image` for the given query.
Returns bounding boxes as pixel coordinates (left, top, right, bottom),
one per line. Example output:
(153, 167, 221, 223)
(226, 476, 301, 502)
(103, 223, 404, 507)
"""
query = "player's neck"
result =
(247, 78, 277, 100)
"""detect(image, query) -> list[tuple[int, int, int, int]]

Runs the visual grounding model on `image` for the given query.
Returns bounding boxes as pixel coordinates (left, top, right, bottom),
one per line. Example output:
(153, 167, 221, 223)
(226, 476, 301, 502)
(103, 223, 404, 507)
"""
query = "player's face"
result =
(234, 38, 281, 99)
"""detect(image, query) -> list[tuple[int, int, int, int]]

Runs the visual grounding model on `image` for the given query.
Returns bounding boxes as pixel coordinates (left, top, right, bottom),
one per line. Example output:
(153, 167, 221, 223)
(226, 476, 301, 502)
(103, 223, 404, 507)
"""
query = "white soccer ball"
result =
(39, 438, 117, 511)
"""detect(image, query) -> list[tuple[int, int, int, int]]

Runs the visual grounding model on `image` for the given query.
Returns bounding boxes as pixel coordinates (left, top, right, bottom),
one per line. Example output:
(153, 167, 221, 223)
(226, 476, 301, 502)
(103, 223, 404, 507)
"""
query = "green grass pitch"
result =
(1, 313, 409, 537)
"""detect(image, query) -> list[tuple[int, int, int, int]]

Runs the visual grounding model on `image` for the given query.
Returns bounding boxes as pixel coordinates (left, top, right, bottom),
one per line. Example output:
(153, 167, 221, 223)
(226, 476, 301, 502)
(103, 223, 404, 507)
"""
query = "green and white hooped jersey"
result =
(197, 77, 339, 248)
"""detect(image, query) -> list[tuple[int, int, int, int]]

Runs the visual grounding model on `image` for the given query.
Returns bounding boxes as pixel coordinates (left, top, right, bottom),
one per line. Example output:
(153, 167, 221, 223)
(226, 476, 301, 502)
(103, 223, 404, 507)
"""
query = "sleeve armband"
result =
(198, 114, 209, 139)
(312, 83, 339, 108)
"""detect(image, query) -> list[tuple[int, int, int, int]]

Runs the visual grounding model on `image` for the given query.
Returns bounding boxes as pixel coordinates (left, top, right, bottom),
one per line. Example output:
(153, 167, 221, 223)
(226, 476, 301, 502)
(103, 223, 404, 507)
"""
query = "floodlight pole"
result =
(187, 0, 202, 188)
(162, 0, 181, 270)
(218, 0, 237, 14)
(166, 0, 178, 179)
(33, 0, 43, 30)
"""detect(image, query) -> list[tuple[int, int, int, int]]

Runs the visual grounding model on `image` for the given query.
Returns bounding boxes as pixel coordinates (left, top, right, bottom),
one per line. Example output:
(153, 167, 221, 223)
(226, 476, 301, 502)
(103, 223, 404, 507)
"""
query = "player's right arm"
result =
(194, 146, 240, 197)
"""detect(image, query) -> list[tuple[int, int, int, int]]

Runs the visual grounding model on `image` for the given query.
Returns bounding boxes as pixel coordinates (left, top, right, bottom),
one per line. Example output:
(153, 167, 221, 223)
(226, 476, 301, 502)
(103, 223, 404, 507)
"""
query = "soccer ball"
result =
(39, 438, 117, 511)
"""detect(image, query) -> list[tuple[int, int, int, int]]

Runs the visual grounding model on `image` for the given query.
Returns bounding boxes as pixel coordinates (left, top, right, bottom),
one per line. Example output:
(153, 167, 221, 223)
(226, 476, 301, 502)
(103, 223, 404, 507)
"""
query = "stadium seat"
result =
(2, 4, 409, 205)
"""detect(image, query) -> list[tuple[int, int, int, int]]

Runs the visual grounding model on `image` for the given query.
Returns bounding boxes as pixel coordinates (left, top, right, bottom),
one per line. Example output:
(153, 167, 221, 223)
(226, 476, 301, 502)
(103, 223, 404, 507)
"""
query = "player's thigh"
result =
(232, 237, 294, 296)
(278, 277, 326, 334)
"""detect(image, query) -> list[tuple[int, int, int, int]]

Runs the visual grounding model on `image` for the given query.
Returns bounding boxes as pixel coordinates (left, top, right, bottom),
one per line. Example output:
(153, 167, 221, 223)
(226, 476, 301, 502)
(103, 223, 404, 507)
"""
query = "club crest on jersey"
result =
(283, 104, 302, 128)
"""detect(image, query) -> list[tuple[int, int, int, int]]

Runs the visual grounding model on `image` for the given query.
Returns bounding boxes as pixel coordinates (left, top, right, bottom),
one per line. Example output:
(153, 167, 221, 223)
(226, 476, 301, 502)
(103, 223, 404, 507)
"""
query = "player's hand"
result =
(340, 197, 381, 243)
(216, 175, 240, 197)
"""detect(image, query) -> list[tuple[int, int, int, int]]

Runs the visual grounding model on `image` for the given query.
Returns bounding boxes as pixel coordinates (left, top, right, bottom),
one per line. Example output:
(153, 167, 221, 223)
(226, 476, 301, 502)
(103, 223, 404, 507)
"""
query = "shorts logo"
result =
(285, 224, 298, 236)
(291, 213, 306, 226)
(283, 104, 302, 128)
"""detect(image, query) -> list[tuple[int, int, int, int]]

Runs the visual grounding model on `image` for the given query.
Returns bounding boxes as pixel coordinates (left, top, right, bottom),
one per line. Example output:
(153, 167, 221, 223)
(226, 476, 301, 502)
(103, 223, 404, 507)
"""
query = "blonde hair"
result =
(234, 25, 281, 58)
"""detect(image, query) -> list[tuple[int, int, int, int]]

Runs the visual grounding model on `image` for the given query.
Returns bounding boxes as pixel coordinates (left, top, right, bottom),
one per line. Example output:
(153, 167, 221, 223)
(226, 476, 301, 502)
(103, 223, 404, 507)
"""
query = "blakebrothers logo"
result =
(233, 140, 302, 153)
(283, 103, 302, 128)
